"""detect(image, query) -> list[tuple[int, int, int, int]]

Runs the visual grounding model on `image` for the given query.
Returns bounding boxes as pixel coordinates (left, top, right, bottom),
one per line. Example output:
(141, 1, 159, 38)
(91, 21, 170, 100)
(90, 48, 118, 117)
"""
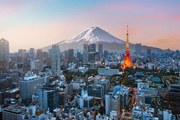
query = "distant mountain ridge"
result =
(41, 26, 162, 53)
(61, 27, 125, 44)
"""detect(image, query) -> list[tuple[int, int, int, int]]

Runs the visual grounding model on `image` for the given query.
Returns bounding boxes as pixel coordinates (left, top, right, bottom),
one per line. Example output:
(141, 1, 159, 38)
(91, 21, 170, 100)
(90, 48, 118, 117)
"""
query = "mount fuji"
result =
(42, 26, 128, 52)
(61, 27, 125, 44)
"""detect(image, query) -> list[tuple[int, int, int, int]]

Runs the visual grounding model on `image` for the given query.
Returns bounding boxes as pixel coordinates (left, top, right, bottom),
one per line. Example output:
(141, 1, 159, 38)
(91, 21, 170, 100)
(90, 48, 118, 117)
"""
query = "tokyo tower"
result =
(121, 25, 135, 70)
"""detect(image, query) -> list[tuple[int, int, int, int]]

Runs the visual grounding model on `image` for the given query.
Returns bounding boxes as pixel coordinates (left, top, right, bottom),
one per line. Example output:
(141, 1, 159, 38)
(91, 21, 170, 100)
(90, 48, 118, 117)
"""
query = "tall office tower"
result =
(49, 45, 61, 74)
(29, 48, 35, 60)
(0, 38, 9, 61)
(104, 50, 109, 60)
(0, 38, 9, 72)
(121, 25, 135, 70)
(20, 72, 48, 101)
(68, 49, 74, 63)
(38, 87, 59, 112)
(83, 44, 88, 64)
(105, 94, 111, 115)
(105, 93, 120, 119)
(29, 48, 35, 71)
(18, 49, 26, 58)
(42, 51, 51, 67)
(76, 51, 83, 65)
(98, 44, 103, 60)
(88, 44, 97, 63)
(88, 44, 96, 52)
(36, 49, 43, 70)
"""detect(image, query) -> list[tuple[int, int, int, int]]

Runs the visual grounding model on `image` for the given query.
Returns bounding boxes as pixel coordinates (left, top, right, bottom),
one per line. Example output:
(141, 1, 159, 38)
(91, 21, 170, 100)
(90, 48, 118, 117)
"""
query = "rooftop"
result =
(3, 105, 25, 114)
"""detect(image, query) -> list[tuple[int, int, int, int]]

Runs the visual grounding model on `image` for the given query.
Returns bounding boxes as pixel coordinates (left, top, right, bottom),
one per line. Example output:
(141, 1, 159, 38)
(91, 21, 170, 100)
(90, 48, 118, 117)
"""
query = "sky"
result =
(0, 0, 180, 52)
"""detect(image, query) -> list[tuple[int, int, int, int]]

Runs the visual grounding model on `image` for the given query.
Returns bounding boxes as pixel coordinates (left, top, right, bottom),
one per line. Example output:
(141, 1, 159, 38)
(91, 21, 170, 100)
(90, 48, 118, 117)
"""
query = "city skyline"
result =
(0, 0, 180, 52)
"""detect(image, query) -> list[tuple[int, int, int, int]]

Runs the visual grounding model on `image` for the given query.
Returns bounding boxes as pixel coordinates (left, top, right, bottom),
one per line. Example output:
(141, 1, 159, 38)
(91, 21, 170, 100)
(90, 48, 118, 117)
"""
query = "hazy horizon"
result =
(0, 0, 180, 52)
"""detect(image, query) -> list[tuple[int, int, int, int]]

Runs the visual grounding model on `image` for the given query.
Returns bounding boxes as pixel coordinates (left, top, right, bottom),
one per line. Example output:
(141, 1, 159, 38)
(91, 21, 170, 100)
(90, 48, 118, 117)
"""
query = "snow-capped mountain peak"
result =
(62, 26, 125, 44)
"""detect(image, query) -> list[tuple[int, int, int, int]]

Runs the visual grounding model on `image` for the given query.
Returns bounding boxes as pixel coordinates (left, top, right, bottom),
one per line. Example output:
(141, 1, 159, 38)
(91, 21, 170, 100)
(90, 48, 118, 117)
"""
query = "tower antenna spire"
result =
(127, 25, 128, 34)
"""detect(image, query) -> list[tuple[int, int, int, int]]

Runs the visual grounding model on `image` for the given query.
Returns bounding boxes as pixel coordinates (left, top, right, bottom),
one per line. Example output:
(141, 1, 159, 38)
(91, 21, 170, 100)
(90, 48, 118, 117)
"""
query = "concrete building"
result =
(35, 49, 44, 70)
(20, 72, 48, 100)
(0, 38, 9, 61)
(87, 84, 105, 99)
(71, 79, 85, 90)
(29, 48, 35, 60)
(67, 49, 74, 63)
(88, 44, 97, 63)
(98, 67, 122, 76)
(110, 111, 117, 120)
(84, 96, 94, 109)
(38, 87, 59, 112)
(83, 44, 88, 64)
(2, 105, 26, 120)
(0, 38, 9, 72)
(96, 79, 110, 94)
(113, 85, 129, 111)
(18, 49, 26, 58)
(163, 110, 172, 120)
(105, 93, 120, 119)
(98, 44, 104, 60)
(49, 45, 61, 74)
(88, 44, 96, 52)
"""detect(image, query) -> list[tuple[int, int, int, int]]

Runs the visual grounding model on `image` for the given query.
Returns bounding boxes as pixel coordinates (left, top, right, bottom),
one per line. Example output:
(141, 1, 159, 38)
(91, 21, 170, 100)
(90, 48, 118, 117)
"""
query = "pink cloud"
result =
(143, 15, 180, 20)
(1, 17, 88, 52)
(171, 15, 180, 20)
(103, 3, 139, 11)
(0, 1, 23, 14)
(145, 36, 180, 50)
(0, 1, 38, 19)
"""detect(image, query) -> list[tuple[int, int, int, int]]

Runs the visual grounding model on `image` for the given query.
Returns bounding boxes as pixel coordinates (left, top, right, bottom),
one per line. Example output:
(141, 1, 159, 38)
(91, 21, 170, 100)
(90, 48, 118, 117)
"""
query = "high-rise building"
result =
(35, 49, 43, 70)
(121, 26, 135, 70)
(29, 48, 35, 71)
(0, 38, 9, 72)
(38, 87, 59, 112)
(84, 96, 94, 109)
(20, 72, 48, 101)
(105, 93, 120, 119)
(67, 49, 74, 63)
(18, 49, 26, 58)
(88, 44, 98, 63)
(29, 48, 35, 60)
(104, 50, 109, 60)
(49, 45, 61, 74)
(113, 85, 129, 110)
(98, 44, 103, 60)
(0, 38, 9, 61)
(96, 79, 110, 94)
(83, 44, 88, 63)
(88, 44, 96, 52)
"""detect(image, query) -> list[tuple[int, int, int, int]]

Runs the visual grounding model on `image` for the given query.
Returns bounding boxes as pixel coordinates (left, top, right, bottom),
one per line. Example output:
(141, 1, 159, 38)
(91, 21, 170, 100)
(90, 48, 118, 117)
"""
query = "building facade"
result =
(49, 45, 61, 74)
